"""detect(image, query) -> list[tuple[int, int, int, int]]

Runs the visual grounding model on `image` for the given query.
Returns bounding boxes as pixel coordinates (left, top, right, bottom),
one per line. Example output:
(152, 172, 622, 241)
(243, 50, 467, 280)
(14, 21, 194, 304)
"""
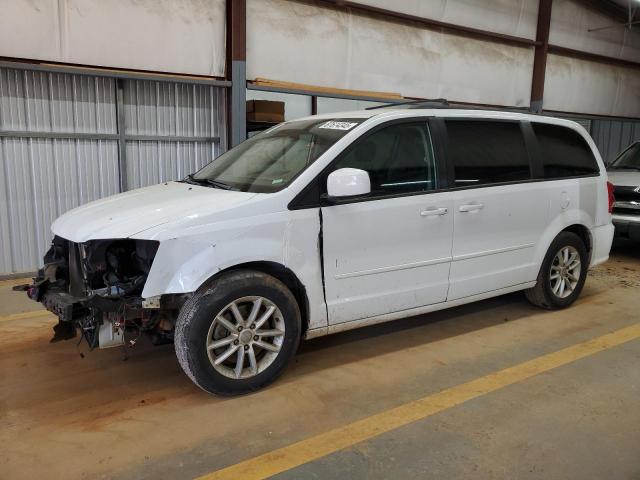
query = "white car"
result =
(23, 106, 615, 395)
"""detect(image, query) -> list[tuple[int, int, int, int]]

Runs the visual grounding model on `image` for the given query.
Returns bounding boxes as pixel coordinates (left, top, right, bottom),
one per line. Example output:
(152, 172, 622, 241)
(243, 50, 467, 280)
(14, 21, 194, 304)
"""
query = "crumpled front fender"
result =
(141, 237, 220, 299)
(140, 214, 290, 299)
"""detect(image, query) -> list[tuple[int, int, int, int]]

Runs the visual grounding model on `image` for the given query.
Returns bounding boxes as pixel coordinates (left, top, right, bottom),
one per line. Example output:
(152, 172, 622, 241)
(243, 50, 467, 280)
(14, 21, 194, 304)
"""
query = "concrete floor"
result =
(1, 240, 639, 480)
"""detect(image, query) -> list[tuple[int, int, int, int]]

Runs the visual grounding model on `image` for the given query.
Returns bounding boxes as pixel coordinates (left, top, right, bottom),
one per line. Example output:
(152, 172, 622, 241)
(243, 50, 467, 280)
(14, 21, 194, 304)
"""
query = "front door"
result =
(321, 121, 454, 324)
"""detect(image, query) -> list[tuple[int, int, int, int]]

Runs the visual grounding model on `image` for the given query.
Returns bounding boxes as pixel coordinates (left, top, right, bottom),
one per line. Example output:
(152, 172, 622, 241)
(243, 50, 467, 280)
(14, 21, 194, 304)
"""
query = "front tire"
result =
(525, 232, 588, 310)
(174, 270, 301, 395)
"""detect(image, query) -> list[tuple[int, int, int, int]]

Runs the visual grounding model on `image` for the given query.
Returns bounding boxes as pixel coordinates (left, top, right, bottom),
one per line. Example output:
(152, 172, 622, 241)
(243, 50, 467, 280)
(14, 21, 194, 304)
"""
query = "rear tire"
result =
(525, 232, 588, 310)
(174, 269, 301, 395)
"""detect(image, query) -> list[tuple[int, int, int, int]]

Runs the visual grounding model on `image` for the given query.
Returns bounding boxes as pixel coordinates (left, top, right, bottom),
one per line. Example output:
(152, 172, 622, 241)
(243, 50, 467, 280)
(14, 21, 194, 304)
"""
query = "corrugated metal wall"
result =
(124, 80, 226, 189)
(0, 68, 120, 274)
(0, 67, 226, 275)
(591, 119, 640, 164)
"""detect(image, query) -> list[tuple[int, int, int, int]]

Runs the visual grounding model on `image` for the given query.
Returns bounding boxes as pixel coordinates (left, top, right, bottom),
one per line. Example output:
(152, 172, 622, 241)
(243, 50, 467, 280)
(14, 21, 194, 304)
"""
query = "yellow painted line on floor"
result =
(0, 310, 53, 323)
(198, 323, 640, 480)
(0, 277, 32, 287)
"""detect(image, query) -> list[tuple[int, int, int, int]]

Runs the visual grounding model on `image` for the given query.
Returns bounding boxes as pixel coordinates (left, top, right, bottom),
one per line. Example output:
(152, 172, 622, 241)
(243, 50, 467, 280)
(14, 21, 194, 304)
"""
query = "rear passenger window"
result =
(532, 123, 599, 178)
(445, 121, 531, 187)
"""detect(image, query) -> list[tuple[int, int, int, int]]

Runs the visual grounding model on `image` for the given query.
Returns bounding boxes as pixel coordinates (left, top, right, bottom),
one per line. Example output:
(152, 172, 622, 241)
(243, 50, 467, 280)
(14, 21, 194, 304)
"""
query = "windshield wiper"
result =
(202, 178, 237, 190)
(184, 174, 236, 190)
(183, 174, 201, 185)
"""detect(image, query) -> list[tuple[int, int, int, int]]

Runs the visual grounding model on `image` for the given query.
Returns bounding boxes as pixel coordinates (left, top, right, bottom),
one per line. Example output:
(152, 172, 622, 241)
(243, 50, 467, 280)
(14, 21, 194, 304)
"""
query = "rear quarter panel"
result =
(532, 176, 607, 271)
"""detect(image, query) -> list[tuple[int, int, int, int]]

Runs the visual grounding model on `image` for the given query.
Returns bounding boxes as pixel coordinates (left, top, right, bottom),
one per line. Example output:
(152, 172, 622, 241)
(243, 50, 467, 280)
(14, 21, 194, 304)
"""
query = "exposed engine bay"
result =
(18, 236, 186, 350)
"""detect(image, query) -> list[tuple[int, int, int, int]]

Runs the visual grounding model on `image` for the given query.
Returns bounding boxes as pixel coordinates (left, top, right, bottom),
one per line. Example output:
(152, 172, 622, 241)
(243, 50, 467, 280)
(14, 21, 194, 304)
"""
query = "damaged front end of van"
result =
(16, 235, 180, 349)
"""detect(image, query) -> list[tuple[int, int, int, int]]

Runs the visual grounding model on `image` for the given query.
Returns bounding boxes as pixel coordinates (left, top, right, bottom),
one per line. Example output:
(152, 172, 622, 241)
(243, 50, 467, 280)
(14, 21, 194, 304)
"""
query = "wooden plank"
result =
(252, 78, 403, 100)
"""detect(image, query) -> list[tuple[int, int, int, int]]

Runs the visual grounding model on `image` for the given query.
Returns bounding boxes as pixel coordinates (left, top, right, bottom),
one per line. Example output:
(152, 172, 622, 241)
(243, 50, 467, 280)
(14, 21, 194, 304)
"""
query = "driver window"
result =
(332, 122, 437, 196)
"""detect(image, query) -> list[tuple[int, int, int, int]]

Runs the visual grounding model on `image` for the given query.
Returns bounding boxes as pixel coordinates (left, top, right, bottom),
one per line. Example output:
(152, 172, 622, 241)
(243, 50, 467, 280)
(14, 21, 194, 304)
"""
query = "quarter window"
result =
(445, 120, 531, 187)
(331, 122, 437, 196)
(532, 123, 599, 178)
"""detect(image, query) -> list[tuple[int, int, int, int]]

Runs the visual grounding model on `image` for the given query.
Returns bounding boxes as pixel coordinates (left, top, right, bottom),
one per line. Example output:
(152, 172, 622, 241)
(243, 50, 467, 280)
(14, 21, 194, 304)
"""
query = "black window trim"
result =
(287, 117, 603, 210)
(288, 117, 447, 210)
(521, 121, 544, 179)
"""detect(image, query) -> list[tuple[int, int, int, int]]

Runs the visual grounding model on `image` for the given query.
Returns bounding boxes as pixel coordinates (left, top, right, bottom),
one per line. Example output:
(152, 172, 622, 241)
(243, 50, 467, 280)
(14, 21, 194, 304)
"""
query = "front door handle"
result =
(420, 207, 448, 217)
(459, 203, 484, 213)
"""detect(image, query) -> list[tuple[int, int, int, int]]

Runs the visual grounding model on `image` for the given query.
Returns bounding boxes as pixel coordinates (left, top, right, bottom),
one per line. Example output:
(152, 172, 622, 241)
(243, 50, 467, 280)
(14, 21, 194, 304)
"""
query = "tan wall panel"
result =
(0, 0, 61, 62)
(0, 0, 226, 76)
(544, 54, 640, 117)
(247, 0, 534, 107)
(352, 0, 538, 40)
(550, 0, 640, 63)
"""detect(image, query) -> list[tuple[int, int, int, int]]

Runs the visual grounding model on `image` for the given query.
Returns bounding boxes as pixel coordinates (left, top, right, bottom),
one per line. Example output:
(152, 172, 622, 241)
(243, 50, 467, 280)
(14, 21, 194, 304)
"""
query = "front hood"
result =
(607, 170, 640, 188)
(52, 182, 257, 243)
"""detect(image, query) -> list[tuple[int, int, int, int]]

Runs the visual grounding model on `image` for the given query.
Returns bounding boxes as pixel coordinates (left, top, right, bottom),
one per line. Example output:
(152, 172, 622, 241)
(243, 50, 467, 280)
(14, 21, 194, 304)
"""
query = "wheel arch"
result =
(212, 261, 310, 335)
(561, 224, 593, 264)
(525, 224, 592, 310)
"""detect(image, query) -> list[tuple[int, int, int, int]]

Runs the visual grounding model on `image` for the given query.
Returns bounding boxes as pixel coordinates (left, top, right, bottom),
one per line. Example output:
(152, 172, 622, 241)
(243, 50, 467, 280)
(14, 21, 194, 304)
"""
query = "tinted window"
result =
(446, 121, 531, 187)
(332, 122, 436, 196)
(532, 123, 599, 178)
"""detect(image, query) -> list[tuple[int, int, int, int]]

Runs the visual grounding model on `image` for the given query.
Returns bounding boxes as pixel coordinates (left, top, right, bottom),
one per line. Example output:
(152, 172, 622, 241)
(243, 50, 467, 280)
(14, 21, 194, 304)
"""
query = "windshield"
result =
(609, 142, 640, 170)
(189, 118, 364, 193)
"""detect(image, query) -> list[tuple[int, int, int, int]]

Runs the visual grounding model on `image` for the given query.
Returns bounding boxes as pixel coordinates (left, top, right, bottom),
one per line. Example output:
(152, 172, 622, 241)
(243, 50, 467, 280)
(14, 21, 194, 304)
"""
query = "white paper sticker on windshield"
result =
(318, 121, 358, 131)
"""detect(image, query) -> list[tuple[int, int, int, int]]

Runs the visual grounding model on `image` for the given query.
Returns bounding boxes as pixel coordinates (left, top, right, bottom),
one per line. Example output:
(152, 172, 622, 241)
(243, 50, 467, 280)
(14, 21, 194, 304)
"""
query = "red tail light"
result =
(606, 181, 615, 214)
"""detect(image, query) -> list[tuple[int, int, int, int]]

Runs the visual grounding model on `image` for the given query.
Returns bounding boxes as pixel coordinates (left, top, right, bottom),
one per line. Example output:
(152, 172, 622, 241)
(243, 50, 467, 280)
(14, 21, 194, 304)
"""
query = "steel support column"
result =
(530, 0, 553, 113)
(227, 0, 247, 147)
(115, 79, 128, 192)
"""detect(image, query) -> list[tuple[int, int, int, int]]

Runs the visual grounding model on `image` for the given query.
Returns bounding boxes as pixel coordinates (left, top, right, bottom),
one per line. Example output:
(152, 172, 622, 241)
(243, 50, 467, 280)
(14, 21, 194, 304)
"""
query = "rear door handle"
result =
(420, 207, 448, 217)
(459, 203, 484, 212)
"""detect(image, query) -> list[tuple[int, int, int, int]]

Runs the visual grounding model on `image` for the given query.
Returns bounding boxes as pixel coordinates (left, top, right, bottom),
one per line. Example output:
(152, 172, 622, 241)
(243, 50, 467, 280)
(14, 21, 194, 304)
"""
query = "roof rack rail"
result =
(365, 98, 450, 110)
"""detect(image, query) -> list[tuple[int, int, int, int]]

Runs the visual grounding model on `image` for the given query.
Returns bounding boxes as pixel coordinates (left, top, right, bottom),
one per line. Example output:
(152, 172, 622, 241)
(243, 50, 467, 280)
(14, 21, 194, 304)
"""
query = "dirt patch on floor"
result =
(589, 241, 640, 289)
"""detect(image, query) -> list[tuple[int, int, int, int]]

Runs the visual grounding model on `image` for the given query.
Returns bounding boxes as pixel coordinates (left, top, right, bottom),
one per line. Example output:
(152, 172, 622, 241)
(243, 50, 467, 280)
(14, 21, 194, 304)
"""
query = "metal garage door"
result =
(0, 67, 227, 276)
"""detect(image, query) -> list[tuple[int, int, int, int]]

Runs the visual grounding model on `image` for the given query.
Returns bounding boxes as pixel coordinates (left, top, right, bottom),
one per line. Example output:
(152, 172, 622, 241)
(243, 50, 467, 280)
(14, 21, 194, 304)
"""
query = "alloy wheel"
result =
(549, 246, 581, 299)
(205, 296, 285, 379)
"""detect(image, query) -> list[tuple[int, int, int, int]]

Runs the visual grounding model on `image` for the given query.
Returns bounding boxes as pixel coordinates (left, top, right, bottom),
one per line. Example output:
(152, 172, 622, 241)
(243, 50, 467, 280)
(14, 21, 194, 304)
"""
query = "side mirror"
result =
(327, 168, 371, 198)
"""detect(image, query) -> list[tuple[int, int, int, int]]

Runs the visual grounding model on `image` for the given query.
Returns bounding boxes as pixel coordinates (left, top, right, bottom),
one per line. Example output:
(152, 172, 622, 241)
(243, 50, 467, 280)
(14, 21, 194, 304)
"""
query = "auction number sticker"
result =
(318, 121, 358, 130)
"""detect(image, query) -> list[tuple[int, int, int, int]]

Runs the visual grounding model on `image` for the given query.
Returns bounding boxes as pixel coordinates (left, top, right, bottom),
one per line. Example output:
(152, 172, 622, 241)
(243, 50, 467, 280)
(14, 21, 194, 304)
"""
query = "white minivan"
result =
(23, 106, 615, 395)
